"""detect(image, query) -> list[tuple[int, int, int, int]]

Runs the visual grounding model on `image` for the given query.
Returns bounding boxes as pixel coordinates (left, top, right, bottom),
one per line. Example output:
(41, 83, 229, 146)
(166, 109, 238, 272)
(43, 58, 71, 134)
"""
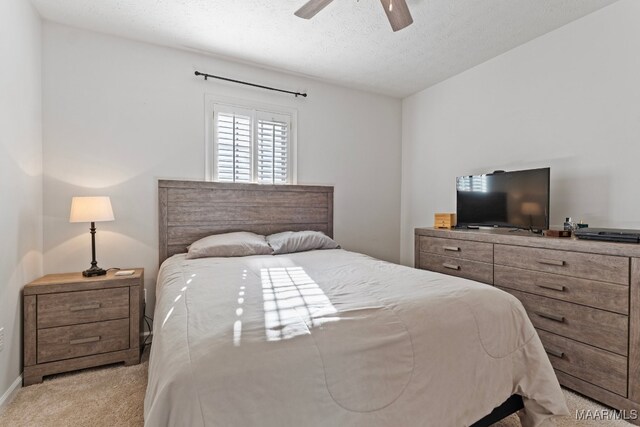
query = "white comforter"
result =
(145, 249, 568, 427)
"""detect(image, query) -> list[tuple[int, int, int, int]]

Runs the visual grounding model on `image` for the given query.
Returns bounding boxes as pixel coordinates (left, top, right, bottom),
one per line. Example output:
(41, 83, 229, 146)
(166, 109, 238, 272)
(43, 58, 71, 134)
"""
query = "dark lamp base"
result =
(82, 266, 107, 277)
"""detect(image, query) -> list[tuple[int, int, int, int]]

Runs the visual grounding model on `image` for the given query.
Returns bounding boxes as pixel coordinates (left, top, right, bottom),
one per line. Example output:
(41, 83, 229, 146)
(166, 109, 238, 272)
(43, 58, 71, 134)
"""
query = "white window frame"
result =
(204, 94, 298, 184)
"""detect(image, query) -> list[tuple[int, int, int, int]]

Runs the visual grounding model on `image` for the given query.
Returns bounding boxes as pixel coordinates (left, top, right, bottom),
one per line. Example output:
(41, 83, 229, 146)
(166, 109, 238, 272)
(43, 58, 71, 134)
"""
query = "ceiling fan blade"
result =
(380, 0, 413, 32)
(294, 0, 335, 19)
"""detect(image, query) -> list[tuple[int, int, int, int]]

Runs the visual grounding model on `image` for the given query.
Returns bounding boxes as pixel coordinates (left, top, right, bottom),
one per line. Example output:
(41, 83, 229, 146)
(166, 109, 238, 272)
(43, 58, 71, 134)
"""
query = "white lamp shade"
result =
(69, 197, 115, 223)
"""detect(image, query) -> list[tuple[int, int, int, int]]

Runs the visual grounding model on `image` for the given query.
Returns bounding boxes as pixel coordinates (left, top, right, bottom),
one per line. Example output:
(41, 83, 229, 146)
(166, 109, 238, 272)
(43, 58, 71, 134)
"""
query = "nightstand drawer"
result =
(419, 236, 493, 263)
(37, 318, 129, 364)
(37, 288, 129, 329)
(494, 244, 629, 285)
(419, 252, 493, 284)
(498, 287, 628, 355)
(538, 330, 627, 397)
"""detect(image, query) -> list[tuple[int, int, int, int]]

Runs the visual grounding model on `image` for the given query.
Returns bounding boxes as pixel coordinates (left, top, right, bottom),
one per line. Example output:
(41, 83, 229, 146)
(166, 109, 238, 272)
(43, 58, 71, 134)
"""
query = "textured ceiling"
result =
(31, 0, 619, 97)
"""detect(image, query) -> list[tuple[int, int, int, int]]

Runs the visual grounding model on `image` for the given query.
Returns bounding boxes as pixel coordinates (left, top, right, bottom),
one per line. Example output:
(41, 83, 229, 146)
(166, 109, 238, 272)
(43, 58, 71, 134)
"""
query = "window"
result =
(457, 175, 487, 192)
(208, 100, 296, 184)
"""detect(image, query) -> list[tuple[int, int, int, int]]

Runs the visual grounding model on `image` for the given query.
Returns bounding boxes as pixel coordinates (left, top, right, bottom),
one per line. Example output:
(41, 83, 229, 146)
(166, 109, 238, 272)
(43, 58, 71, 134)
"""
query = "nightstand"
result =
(23, 269, 144, 386)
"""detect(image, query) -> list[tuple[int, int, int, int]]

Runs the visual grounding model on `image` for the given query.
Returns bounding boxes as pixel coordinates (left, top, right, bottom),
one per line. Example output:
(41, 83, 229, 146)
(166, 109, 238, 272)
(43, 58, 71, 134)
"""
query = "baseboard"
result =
(0, 374, 22, 413)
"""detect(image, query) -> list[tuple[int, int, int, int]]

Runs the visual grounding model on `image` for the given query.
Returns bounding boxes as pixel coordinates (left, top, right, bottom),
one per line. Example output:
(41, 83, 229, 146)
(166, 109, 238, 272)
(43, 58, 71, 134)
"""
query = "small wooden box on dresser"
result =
(415, 228, 640, 424)
(23, 269, 144, 386)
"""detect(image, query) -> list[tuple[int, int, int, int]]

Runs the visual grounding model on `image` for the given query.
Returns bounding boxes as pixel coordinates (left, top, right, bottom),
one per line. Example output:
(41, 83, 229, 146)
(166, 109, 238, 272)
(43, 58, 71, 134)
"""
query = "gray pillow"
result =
(186, 232, 273, 259)
(267, 231, 340, 255)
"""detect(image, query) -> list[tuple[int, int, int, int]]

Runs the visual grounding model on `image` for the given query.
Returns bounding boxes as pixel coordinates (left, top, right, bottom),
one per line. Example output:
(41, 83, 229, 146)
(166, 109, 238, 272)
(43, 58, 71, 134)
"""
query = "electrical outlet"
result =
(0, 327, 4, 353)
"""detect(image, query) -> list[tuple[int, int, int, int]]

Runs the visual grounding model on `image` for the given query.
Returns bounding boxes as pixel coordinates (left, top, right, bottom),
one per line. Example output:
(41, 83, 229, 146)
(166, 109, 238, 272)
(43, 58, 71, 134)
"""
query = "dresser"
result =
(415, 228, 640, 421)
(23, 269, 144, 386)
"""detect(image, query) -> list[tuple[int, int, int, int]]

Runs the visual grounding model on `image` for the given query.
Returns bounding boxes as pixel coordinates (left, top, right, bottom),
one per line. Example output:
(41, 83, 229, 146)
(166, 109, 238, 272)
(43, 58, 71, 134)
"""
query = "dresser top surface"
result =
(415, 227, 640, 258)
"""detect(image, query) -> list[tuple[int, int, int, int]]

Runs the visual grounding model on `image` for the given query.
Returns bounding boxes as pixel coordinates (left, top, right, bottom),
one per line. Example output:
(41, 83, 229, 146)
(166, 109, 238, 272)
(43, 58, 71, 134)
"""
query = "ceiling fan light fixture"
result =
(294, 0, 413, 32)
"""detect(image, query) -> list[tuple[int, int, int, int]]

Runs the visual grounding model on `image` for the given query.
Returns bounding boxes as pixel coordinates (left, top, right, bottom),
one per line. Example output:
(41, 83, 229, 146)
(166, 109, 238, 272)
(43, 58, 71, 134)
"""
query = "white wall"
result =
(42, 23, 402, 316)
(400, 0, 640, 265)
(0, 0, 43, 402)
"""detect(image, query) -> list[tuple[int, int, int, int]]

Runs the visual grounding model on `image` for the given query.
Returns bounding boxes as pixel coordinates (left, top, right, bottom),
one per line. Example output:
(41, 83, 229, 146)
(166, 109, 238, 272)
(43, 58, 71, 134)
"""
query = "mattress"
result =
(145, 249, 568, 426)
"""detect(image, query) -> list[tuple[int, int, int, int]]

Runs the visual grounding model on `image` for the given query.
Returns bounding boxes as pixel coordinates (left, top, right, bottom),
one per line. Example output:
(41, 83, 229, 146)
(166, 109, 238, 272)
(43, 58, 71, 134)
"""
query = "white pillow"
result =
(267, 231, 340, 255)
(186, 232, 273, 259)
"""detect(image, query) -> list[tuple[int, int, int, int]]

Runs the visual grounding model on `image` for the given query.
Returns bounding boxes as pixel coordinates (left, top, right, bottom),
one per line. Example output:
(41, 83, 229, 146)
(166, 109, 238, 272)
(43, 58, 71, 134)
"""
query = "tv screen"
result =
(456, 168, 550, 230)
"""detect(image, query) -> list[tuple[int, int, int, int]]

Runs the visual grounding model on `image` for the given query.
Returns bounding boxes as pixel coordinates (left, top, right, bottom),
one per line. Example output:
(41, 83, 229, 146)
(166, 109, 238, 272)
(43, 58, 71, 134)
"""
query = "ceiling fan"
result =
(294, 0, 413, 32)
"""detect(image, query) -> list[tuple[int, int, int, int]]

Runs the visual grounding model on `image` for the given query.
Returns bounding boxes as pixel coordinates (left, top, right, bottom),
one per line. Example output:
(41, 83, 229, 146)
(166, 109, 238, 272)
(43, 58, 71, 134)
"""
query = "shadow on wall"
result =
(2, 210, 43, 390)
(552, 173, 610, 228)
(42, 173, 173, 317)
(6, 250, 42, 381)
(42, 174, 157, 261)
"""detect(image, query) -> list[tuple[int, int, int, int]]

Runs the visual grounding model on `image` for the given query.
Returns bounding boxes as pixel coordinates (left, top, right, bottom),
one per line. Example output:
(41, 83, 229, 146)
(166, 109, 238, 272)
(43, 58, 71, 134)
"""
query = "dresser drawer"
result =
(495, 265, 629, 314)
(37, 318, 129, 364)
(537, 330, 627, 397)
(500, 287, 628, 355)
(419, 253, 493, 284)
(494, 244, 629, 285)
(37, 288, 129, 329)
(419, 236, 493, 263)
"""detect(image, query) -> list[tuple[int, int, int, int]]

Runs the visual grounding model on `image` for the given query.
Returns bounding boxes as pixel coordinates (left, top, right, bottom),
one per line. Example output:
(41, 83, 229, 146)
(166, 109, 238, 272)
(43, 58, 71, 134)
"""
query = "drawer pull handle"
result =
(70, 303, 101, 312)
(545, 348, 565, 359)
(538, 259, 566, 267)
(537, 283, 565, 292)
(443, 263, 461, 270)
(70, 336, 101, 345)
(443, 246, 461, 252)
(535, 311, 565, 323)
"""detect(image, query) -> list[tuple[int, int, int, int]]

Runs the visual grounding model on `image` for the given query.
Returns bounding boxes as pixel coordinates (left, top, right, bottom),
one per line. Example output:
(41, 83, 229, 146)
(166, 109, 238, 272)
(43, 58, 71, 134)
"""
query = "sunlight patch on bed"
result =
(163, 278, 193, 329)
(233, 320, 242, 346)
(162, 306, 174, 328)
(261, 266, 338, 341)
(233, 285, 245, 346)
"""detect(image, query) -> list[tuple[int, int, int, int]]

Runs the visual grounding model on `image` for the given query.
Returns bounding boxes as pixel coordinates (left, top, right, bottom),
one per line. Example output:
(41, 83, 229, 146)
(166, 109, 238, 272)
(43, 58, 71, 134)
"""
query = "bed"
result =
(145, 180, 568, 426)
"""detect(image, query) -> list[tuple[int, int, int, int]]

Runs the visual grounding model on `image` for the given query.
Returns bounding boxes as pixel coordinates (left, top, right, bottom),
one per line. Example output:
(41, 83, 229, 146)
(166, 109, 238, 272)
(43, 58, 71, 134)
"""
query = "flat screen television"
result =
(456, 167, 550, 230)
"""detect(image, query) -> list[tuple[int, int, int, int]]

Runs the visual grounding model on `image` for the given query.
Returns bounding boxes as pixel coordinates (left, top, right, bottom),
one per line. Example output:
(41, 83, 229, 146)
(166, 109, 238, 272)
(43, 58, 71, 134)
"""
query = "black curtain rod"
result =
(194, 71, 307, 98)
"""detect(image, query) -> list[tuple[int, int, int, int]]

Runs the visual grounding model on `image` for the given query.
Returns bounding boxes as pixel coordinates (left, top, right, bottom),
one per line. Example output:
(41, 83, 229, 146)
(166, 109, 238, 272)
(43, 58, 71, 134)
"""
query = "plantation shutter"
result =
(256, 111, 291, 184)
(212, 103, 293, 184)
(213, 105, 253, 183)
(457, 175, 487, 192)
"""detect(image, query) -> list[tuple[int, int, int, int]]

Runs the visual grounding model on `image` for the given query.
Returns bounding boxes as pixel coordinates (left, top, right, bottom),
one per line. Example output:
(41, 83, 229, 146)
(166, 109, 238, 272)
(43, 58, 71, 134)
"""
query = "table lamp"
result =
(69, 196, 115, 277)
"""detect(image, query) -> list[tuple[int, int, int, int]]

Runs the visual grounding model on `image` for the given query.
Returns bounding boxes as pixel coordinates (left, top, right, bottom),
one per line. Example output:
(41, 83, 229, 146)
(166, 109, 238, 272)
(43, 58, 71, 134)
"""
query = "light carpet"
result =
(0, 348, 633, 426)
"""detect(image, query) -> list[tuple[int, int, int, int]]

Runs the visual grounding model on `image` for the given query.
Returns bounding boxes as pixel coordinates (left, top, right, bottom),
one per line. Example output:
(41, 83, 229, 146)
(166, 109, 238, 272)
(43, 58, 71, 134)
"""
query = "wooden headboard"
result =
(158, 180, 334, 265)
